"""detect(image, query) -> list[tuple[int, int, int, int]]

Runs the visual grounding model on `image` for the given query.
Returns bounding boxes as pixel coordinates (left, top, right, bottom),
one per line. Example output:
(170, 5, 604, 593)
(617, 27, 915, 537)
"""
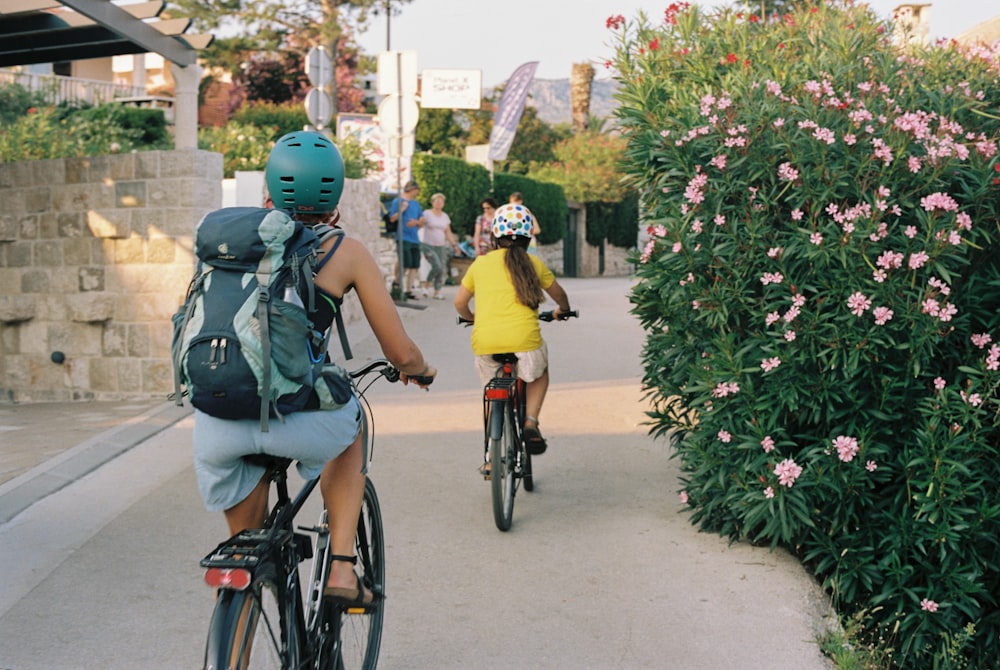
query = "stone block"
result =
(32, 159, 65, 186)
(116, 181, 147, 208)
(53, 183, 115, 212)
(34, 240, 63, 266)
(6, 242, 32, 267)
(131, 207, 166, 235)
(1, 322, 21, 354)
(88, 357, 119, 392)
(63, 238, 93, 266)
(117, 358, 143, 392)
(50, 267, 80, 293)
(18, 214, 38, 239)
(109, 154, 136, 181)
(56, 212, 85, 239)
(78, 266, 105, 292)
(86, 209, 131, 239)
(128, 323, 151, 357)
(102, 323, 128, 356)
(135, 152, 160, 179)
(0, 295, 35, 323)
(64, 355, 90, 390)
(6, 162, 34, 188)
(21, 269, 49, 293)
(16, 321, 46, 354)
(64, 157, 91, 184)
(147, 237, 177, 263)
(24, 187, 52, 214)
(0, 214, 17, 242)
(160, 210, 201, 237)
(34, 294, 66, 321)
(113, 237, 145, 264)
(141, 358, 173, 393)
(67, 293, 114, 322)
(49, 321, 102, 355)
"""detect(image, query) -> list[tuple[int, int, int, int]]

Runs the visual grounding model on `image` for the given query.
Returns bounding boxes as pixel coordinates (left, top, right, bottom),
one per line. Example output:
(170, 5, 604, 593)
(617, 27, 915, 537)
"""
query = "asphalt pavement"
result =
(0, 276, 835, 669)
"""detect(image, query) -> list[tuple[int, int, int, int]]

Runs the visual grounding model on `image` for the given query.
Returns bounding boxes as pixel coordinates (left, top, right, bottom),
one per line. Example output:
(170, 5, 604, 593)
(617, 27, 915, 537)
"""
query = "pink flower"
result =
(961, 391, 982, 407)
(679, 491, 689, 504)
(919, 192, 959, 212)
(764, 486, 775, 499)
(774, 458, 803, 487)
(833, 435, 859, 462)
(920, 599, 939, 613)
(847, 292, 872, 317)
(810, 232, 823, 245)
(710, 154, 727, 170)
(672, 241, 683, 253)
(909, 251, 930, 269)
(873, 306, 894, 325)
(765, 311, 781, 326)
(907, 155, 922, 173)
(760, 357, 782, 372)
(767, 247, 783, 259)
(777, 162, 799, 181)
(934, 377, 947, 390)
(791, 209, 804, 221)
(760, 272, 784, 285)
(718, 430, 732, 443)
(761, 436, 776, 453)
(986, 345, 1000, 371)
(714, 214, 726, 226)
(784, 330, 796, 341)
(971, 333, 992, 348)
(866, 460, 878, 472)
(904, 225, 917, 239)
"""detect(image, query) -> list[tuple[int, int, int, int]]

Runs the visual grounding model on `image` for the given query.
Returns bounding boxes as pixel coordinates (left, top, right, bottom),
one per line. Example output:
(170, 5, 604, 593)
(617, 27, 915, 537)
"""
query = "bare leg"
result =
(321, 432, 369, 595)
(524, 368, 549, 430)
(223, 474, 269, 535)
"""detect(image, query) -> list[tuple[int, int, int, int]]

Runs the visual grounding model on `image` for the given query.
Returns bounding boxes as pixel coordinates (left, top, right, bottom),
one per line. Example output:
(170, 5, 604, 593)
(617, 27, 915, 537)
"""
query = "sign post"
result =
(304, 46, 334, 130)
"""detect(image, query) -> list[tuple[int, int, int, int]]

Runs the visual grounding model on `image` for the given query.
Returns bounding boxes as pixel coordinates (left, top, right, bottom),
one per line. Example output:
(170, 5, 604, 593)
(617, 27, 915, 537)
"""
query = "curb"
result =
(0, 403, 193, 526)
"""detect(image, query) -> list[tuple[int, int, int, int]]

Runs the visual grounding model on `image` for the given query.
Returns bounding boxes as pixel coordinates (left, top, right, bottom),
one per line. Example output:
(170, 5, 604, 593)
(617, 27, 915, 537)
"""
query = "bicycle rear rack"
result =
(201, 527, 313, 570)
(484, 376, 516, 401)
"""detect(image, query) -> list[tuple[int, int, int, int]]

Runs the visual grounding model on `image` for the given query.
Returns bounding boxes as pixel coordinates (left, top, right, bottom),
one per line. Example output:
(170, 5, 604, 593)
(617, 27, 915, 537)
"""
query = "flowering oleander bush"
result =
(609, 2, 1000, 667)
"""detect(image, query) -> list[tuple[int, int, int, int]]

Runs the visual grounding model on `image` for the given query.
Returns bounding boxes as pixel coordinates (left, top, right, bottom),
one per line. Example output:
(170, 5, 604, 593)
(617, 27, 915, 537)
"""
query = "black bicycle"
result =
(200, 359, 408, 670)
(459, 309, 578, 531)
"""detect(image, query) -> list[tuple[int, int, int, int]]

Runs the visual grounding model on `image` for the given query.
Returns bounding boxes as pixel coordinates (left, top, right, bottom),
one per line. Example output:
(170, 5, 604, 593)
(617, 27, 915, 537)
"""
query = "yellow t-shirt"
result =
(461, 249, 555, 355)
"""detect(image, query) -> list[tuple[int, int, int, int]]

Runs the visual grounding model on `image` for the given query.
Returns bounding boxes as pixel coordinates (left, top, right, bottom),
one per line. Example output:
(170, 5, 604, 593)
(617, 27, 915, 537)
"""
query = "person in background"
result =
(454, 203, 572, 474)
(388, 181, 425, 299)
(420, 192, 462, 300)
(508, 192, 542, 255)
(473, 198, 499, 256)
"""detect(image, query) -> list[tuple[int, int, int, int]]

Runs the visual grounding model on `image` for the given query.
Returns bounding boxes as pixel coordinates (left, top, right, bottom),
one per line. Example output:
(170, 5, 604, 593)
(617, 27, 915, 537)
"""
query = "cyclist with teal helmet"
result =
(192, 130, 436, 607)
(453, 203, 572, 459)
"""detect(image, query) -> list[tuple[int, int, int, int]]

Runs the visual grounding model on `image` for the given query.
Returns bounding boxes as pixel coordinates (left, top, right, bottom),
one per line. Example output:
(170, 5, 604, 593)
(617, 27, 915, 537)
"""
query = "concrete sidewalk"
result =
(0, 276, 837, 669)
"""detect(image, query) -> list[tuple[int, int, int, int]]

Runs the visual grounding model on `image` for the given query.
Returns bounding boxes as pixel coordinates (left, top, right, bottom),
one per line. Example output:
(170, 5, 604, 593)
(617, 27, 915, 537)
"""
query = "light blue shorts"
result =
(192, 395, 363, 512)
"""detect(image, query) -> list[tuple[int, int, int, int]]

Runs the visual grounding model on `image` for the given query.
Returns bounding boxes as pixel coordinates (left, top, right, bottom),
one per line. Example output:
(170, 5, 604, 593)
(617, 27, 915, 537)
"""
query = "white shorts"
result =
(192, 395, 363, 512)
(474, 341, 548, 386)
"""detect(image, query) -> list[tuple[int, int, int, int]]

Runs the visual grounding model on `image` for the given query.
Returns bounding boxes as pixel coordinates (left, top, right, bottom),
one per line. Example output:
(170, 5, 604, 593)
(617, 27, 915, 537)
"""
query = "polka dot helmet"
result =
(491, 203, 535, 239)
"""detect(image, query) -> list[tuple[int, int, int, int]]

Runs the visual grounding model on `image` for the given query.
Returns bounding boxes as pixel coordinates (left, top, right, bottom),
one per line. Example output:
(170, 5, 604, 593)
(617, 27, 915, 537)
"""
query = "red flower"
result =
(726, 53, 738, 64)
(749, 14, 760, 23)
(27, 107, 37, 114)
(993, 164, 1000, 172)
(649, 38, 660, 51)
(606, 14, 625, 30)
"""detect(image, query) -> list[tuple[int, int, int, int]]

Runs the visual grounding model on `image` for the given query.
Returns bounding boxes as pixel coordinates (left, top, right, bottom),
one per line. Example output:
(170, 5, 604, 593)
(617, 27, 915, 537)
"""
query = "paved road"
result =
(0, 277, 834, 669)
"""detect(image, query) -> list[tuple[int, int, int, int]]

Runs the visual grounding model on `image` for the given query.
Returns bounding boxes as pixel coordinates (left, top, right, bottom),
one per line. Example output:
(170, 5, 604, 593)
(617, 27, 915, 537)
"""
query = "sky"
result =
(353, 1, 1000, 88)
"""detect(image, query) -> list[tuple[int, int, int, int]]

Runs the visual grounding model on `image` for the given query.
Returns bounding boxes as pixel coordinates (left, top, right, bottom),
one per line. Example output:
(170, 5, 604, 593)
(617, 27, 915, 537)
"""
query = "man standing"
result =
(390, 181, 425, 299)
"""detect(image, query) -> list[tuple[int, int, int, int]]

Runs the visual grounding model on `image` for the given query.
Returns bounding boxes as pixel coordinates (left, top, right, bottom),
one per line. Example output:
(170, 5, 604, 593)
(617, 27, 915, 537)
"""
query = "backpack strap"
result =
(312, 227, 353, 361)
(172, 268, 209, 406)
(255, 256, 275, 432)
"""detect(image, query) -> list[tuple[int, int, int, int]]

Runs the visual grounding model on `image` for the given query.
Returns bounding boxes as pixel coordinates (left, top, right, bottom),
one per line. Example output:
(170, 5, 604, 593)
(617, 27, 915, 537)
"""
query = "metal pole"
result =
(395, 50, 405, 301)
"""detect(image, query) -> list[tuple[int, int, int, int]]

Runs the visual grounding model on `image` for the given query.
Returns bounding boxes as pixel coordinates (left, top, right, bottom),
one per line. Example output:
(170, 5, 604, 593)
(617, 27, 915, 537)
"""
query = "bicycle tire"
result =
(490, 401, 516, 531)
(322, 477, 385, 670)
(204, 577, 298, 670)
(516, 389, 533, 492)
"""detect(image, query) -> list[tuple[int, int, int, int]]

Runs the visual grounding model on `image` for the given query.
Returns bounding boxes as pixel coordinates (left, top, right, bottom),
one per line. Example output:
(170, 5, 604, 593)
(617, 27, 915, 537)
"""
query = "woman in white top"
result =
(420, 192, 462, 299)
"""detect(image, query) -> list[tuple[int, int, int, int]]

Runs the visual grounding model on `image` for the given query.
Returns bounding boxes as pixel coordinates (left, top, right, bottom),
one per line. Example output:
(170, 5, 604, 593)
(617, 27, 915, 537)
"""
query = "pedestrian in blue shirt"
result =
(389, 180, 425, 299)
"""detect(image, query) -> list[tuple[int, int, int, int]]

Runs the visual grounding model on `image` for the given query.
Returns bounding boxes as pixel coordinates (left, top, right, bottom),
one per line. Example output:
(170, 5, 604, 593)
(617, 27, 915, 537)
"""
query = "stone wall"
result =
(0, 152, 381, 403)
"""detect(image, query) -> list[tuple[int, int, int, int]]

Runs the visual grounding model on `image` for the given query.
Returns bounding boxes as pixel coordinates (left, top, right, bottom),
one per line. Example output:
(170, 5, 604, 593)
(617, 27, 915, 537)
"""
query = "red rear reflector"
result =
(485, 388, 509, 400)
(205, 567, 252, 590)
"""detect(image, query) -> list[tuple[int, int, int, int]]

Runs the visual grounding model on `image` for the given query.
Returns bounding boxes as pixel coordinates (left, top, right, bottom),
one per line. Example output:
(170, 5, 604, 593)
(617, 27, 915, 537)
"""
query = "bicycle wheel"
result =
(323, 477, 385, 670)
(516, 390, 533, 492)
(490, 401, 516, 531)
(204, 577, 298, 670)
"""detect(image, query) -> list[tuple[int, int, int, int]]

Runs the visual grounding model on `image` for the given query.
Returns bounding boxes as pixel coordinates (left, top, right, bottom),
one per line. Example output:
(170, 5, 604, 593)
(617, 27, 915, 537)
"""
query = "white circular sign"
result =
(377, 94, 419, 135)
(304, 88, 333, 128)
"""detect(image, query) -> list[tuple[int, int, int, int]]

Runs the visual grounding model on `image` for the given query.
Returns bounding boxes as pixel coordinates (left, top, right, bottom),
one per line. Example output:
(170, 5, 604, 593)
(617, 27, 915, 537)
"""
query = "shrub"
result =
(411, 153, 491, 237)
(0, 82, 50, 126)
(0, 105, 146, 162)
(493, 172, 568, 244)
(197, 121, 275, 177)
(230, 101, 309, 139)
(611, 3, 1000, 668)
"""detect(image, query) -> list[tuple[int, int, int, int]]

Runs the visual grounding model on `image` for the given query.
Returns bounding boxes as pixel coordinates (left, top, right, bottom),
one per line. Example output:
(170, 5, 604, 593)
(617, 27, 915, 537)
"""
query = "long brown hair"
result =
(498, 236, 543, 309)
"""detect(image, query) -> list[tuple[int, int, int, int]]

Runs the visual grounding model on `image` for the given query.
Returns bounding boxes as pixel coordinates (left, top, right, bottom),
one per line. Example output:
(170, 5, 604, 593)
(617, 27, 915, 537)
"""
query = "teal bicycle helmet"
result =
(265, 131, 345, 214)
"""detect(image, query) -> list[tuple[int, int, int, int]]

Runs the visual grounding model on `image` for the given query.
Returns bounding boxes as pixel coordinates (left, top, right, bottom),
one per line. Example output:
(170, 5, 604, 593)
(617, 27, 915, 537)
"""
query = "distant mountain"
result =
(501, 77, 621, 126)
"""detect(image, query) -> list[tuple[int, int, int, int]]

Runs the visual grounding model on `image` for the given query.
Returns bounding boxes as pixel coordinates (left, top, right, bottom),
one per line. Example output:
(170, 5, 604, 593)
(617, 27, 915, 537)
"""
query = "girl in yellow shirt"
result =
(453, 203, 572, 455)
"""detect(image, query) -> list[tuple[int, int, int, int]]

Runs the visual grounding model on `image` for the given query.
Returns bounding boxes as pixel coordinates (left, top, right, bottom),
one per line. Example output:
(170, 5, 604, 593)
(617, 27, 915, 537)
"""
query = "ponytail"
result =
(498, 236, 544, 309)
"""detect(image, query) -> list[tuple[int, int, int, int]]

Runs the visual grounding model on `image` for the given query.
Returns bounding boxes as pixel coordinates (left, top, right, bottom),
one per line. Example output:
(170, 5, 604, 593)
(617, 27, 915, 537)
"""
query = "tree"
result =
(172, 0, 413, 114)
(414, 108, 467, 156)
(529, 129, 628, 203)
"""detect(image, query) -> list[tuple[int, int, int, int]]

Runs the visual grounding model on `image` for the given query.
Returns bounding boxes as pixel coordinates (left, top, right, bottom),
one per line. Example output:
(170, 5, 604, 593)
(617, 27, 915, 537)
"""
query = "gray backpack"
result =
(171, 206, 352, 431)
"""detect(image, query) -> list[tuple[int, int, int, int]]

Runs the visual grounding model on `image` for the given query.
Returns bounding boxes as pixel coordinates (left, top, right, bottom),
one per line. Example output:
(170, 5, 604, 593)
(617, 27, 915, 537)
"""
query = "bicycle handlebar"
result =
(456, 309, 579, 327)
(349, 358, 434, 387)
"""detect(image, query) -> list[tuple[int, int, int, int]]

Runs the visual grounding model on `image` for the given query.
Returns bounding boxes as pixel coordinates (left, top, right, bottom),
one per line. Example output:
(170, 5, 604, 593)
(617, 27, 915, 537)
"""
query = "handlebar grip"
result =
(408, 374, 435, 386)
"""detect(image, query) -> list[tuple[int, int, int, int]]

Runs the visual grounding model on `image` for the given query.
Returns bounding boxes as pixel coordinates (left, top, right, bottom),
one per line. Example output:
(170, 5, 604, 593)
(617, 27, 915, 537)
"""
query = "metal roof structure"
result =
(0, 0, 211, 69)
